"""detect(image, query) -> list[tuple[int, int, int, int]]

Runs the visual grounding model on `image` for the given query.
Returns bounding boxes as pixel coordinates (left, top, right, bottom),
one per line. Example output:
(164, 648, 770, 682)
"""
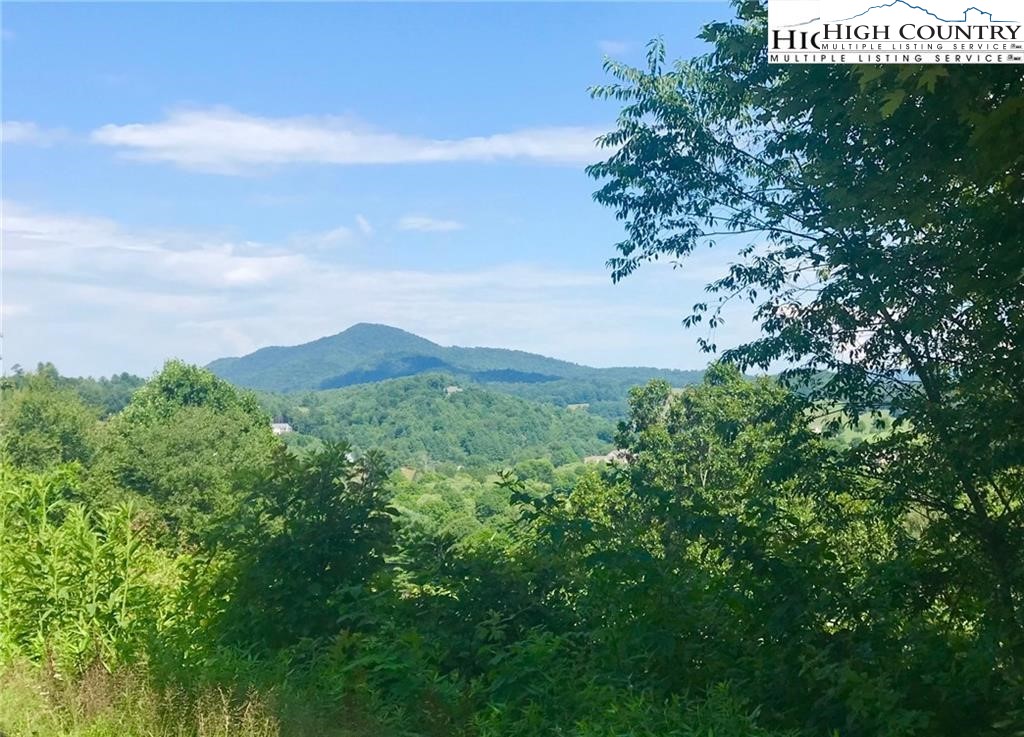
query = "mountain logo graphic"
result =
(835, 1, 1016, 23)
(780, 1, 1017, 27)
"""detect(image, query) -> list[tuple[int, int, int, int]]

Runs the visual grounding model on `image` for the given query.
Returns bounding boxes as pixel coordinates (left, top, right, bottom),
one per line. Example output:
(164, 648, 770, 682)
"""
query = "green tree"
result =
(513, 457, 556, 486)
(0, 370, 98, 471)
(215, 443, 394, 649)
(539, 370, 1004, 735)
(590, 6, 1024, 661)
(90, 361, 278, 541)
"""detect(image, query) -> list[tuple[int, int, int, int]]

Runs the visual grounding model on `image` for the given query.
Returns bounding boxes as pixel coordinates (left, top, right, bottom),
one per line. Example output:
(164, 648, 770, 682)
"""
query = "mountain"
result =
(208, 324, 442, 393)
(836, 1, 1017, 23)
(257, 373, 615, 468)
(208, 323, 704, 418)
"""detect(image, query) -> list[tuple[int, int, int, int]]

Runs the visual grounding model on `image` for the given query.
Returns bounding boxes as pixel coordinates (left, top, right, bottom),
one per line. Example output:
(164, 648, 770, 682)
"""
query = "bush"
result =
(0, 467, 175, 673)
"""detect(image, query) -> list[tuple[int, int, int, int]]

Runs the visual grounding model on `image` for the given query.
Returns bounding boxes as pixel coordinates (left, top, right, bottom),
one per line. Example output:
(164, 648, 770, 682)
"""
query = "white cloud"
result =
(2, 202, 305, 291)
(1, 202, 757, 377)
(290, 215, 379, 249)
(598, 39, 630, 55)
(2, 121, 68, 147)
(314, 226, 355, 245)
(90, 107, 607, 174)
(397, 215, 465, 233)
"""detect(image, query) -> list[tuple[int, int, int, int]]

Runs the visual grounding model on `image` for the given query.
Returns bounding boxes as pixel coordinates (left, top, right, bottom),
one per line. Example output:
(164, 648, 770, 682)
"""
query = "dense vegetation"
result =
(6, 364, 619, 469)
(257, 373, 614, 468)
(5, 362, 145, 418)
(4, 358, 1016, 736)
(3, 2, 1023, 736)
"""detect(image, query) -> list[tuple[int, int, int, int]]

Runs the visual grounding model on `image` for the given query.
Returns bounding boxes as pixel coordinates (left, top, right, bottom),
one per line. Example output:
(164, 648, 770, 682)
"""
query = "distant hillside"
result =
(208, 323, 704, 417)
(257, 373, 615, 468)
(6, 363, 146, 418)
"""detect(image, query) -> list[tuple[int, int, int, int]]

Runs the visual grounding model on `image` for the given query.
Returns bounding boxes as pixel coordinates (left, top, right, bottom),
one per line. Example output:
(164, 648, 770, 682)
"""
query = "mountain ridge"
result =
(207, 323, 705, 418)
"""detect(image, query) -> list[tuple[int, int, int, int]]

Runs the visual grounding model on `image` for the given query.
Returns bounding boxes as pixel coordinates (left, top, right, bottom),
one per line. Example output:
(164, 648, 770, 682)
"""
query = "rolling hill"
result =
(208, 323, 704, 418)
(256, 373, 616, 468)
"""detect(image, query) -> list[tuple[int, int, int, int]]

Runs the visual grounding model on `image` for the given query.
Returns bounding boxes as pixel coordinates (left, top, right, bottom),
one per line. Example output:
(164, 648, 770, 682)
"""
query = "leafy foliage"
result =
(258, 373, 615, 468)
(589, 0, 1024, 698)
(214, 443, 395, 650)
(0, 467, 174, 672)
(88, 361, 280, 542)
(0, 370, 99, 472)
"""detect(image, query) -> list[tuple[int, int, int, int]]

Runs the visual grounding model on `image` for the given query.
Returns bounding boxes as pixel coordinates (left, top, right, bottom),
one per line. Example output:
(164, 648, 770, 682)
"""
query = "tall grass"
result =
(0, 467, 174, 672)
(0, 661, 279, 737)
(0, 469, 393, 737)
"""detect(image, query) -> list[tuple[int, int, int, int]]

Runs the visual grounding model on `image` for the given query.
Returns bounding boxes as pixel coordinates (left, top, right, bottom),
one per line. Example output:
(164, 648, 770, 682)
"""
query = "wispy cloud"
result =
(397, 215, 465, 233)
(598, 39, 630, 55)
(2, 202, 305, 291)
(311, 225, 355, 245)
(89, 107, 607, 174)
(3, 121, 68, 147)
(1, 201, 735, 377)
(289, 214, 379, 249)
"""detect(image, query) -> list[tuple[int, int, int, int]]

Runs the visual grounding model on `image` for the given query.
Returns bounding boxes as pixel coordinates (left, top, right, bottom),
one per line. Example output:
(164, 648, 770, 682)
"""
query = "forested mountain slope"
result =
(208, 323, 703, 416)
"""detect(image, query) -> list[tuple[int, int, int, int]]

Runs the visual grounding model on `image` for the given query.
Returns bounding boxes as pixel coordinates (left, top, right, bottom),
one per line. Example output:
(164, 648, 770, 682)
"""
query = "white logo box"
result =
(767, 0, 1024, 63)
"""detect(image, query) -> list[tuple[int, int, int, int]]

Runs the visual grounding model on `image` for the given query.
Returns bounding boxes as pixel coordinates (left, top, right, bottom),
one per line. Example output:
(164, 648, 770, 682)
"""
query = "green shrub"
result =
(0, 467, 175, 673)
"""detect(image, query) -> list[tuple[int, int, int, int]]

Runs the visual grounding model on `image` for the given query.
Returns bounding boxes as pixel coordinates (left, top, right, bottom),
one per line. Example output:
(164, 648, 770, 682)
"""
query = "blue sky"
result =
(2, 1, 757, 378)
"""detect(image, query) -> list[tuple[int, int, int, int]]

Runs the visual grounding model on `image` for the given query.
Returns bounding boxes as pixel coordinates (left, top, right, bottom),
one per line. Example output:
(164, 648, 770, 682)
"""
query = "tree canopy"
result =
(589, 3, 1024, 664)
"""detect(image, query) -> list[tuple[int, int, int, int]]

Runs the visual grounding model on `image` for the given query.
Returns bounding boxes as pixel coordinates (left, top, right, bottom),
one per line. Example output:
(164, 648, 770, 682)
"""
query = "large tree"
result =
(0, 368, 98, 471)
(589, 0, 1023, 664)
(546, 369, 983, 735)
(90, 361, 279, 542)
